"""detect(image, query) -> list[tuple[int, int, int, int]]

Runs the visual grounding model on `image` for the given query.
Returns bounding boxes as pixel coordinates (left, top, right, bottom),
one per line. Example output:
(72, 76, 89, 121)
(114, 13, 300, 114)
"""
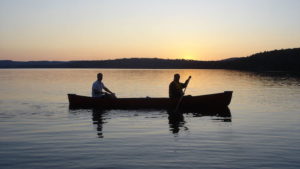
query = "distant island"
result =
(1, 48, 299, 71)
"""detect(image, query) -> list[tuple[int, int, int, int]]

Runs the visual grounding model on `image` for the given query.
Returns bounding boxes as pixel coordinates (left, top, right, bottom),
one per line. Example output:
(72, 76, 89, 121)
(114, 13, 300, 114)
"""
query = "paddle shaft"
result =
(174, 76, 191, 113)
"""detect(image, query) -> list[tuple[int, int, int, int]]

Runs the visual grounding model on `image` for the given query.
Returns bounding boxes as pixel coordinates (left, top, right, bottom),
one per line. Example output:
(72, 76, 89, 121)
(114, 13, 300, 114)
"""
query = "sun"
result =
(182, 55, 195, 60)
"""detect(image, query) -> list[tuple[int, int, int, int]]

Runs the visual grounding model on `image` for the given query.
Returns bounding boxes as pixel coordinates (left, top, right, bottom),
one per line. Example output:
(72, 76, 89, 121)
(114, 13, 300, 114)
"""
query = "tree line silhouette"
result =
(0, 48, 299, 71)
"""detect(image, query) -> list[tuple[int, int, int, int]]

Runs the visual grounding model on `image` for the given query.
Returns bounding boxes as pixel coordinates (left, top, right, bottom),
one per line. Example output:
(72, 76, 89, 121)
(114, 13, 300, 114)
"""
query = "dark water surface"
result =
(0, 69, 300, 169)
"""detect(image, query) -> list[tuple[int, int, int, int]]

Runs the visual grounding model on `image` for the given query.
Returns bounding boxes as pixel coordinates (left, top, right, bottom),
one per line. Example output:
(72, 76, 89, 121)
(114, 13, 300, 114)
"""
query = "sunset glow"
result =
(0, 0, 300, 61)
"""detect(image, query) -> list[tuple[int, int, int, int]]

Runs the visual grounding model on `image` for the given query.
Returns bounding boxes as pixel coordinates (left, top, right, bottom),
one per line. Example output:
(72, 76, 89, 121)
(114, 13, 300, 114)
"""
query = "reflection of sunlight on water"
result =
(1, 68, 299, 114)
(1, 69, 299, 98)
(0, 69, 300, 169)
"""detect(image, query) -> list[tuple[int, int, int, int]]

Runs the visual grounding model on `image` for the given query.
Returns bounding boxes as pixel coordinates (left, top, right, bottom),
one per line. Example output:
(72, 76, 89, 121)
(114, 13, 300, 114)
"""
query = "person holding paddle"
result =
(169, 74, 191, 99)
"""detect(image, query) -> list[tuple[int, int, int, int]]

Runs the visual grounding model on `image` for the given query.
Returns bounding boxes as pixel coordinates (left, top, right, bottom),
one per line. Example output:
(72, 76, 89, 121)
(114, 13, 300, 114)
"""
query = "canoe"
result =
(68, 91, 233, 110)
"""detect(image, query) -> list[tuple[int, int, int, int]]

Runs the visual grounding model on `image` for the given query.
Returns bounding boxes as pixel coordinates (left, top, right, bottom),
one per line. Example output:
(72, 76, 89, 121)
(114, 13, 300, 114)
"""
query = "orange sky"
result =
(1, 0, 300, 61)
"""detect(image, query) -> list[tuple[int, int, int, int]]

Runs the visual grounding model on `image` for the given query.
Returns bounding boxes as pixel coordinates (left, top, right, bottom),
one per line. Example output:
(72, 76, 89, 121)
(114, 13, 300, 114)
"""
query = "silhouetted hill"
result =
(219, 48, 300, 71)
(0, 58, 216, 69)
(0, 60, 67, 68)
(0, 48, 299, 71)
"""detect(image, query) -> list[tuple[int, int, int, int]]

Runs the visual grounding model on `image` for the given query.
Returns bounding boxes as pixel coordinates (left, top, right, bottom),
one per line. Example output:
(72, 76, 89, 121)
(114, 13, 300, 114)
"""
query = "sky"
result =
(0, 0, 300, 61)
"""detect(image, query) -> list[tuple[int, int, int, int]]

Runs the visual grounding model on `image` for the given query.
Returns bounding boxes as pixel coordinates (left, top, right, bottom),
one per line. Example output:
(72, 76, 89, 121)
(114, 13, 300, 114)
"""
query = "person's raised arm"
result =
(183, 76, 192, 88)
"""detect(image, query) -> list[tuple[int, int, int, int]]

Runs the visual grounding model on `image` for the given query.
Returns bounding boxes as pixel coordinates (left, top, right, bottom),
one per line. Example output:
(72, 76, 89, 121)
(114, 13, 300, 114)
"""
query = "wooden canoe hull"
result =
(68, 91, 233, 110)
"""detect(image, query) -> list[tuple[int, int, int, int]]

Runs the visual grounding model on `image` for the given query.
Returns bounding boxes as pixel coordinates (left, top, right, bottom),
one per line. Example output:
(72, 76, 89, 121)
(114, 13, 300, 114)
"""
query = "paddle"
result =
(174, 76, 192, 113)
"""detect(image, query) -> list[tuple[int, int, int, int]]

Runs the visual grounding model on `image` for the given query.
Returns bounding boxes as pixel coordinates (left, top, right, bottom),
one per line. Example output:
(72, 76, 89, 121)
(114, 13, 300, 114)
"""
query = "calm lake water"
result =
(0, 69, 300, 169)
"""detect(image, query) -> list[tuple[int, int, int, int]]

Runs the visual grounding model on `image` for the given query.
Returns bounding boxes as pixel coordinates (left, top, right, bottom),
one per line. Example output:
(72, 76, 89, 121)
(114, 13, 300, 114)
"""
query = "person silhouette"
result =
(92, 73, 116, 98)
(169, 74, 190, 99)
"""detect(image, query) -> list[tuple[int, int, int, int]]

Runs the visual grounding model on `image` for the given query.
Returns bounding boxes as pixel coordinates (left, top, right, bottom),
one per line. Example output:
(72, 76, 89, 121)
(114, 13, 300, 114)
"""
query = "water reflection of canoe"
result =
(88, 107, 232, 138)
(68, 91, 233, 110)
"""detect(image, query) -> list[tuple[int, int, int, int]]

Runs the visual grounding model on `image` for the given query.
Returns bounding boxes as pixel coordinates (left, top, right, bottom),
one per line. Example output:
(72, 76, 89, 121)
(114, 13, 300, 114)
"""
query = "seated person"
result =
(92, 73, 116, 98)
(169, 74, 190, 99)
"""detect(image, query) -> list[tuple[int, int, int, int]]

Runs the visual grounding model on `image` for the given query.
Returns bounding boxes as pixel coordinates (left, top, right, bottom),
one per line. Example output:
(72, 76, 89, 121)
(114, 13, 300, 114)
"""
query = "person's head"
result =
(97, 73, 103, 81)
(174, 73, 180, 82)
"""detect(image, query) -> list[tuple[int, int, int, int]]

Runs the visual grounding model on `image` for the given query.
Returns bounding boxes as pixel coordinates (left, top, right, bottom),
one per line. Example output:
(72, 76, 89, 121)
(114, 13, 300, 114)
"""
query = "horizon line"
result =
(0, 57, 228, 62)
(1, 47, 298, 62)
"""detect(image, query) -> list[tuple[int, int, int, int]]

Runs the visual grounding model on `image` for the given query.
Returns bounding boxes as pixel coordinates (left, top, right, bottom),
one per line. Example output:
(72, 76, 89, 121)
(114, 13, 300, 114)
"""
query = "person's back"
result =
(92, 80, 104, 97)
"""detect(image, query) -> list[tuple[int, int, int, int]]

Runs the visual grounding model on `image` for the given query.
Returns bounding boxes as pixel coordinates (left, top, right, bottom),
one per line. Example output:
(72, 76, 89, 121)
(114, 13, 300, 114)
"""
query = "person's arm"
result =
(182, 76, 192, 88)
(103, 85, 114, 94)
